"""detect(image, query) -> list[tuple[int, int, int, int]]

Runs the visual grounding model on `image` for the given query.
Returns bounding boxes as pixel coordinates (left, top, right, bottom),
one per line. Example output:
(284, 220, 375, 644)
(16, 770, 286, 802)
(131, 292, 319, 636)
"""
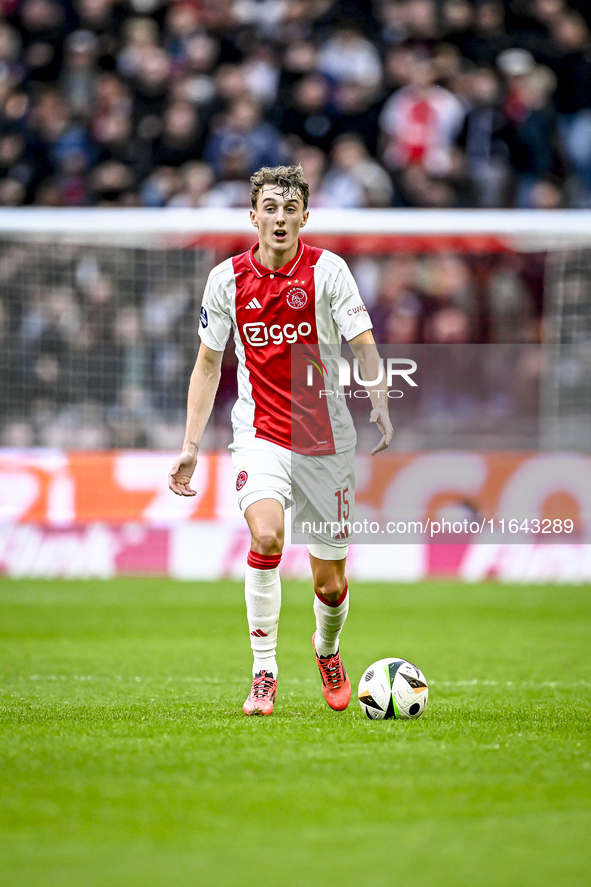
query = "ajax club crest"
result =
(286, 286, 307, 310)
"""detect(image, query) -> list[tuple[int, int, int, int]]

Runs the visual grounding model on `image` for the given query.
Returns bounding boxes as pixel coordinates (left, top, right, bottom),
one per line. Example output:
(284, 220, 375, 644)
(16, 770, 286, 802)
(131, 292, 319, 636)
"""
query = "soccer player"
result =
(169, 165, 393, 715)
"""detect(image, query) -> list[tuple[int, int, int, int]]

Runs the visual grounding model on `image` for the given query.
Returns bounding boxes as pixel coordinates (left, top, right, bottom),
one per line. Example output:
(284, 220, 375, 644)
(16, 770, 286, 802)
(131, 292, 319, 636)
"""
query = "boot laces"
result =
(251, 670, 276, 699)
(318, 654, 344, 687)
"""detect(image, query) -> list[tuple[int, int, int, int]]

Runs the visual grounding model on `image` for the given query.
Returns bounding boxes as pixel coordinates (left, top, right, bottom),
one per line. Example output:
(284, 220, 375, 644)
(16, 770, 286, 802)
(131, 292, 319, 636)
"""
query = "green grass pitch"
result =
(1, 576, 590, 887)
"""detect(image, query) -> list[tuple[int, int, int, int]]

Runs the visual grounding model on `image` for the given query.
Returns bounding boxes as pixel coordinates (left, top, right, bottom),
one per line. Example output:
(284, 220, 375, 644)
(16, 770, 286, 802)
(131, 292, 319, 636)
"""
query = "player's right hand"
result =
(168, 451, 198, 496)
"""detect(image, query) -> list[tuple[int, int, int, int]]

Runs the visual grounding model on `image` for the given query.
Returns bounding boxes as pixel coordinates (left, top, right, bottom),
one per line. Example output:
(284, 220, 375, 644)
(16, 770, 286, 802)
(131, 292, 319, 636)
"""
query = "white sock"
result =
(313, 582, 349, 657)
(245, 564, 281, 677)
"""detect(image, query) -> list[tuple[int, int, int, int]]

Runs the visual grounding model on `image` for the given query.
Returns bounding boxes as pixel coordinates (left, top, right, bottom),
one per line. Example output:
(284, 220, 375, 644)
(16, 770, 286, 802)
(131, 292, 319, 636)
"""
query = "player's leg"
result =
(291, 446, 354, 709)
(232, 439, 291, 700)
(246, 496, 284, 556)
(309, 546, 351, 711)
(233, 439, 292, 715)
(244, 496, 284, 678)
(241, 498, 284, 715)
(310, 551, 348, 653)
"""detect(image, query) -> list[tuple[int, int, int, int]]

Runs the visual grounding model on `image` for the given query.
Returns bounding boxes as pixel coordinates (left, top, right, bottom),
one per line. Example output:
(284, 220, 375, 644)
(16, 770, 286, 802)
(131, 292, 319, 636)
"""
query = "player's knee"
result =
(314, 576, 346, 603)
(251, 526, 284, 556)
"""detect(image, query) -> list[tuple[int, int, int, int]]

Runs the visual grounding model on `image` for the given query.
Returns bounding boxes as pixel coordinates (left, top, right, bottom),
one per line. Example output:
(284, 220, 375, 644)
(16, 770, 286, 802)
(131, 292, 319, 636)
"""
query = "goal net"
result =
(0, 207, 589, 453)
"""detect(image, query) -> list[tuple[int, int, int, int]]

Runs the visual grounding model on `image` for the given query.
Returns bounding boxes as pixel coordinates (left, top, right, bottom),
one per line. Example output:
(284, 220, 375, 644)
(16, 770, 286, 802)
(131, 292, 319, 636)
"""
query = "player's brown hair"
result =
(250, 165, 310, 211)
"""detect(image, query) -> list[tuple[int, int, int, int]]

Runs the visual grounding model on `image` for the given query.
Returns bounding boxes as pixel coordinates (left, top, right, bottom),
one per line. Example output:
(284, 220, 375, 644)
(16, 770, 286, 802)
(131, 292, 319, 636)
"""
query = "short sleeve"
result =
(329, 255, 373, 341)
(198, 267, 232, 352)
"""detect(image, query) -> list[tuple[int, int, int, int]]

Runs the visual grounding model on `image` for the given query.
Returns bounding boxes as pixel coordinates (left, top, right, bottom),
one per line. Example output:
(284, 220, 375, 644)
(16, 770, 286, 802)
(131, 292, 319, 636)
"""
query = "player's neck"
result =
(254, 239, 299, 272)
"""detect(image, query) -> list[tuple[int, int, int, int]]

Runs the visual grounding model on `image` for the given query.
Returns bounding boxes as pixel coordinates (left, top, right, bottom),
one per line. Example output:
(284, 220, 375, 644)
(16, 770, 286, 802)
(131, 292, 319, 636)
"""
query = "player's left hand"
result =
(369, 406, 394, 455)
(168, 450, 198, 496)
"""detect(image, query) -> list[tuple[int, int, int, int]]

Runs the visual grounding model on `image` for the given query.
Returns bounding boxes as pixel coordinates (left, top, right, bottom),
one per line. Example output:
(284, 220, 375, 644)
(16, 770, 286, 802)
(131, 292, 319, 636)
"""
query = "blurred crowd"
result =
(1, 0, 574, 449)
(0, 238, 544, 450)
(0, 0, 591, 209)
(0, 241, 210, 449)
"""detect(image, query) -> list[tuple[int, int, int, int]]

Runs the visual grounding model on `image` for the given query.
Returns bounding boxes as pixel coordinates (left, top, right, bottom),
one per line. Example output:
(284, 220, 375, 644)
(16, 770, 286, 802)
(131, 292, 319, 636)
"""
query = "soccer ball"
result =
(358, 658, 429, 720)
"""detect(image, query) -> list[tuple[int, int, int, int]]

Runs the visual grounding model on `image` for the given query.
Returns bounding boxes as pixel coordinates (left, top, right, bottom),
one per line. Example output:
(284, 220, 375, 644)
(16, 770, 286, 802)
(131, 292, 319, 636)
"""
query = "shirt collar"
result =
(248, 239, 305, 278)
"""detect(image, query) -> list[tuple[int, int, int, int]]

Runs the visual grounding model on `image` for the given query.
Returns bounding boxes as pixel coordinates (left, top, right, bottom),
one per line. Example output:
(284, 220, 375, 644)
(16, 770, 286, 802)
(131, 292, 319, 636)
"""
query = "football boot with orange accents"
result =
(243, 670, 277, 716)
(312, 632, 351, 711)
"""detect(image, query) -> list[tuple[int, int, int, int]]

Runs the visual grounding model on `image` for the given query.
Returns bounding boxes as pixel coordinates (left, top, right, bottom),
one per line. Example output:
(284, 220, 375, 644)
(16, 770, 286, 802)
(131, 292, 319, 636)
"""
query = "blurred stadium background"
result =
(1, 0, 591, 582)
(2, 8, 591, 887)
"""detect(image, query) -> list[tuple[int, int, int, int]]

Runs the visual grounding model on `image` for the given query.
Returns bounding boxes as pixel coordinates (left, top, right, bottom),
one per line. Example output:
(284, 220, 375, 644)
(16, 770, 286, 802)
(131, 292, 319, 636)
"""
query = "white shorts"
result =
(230, 437, 354, 559)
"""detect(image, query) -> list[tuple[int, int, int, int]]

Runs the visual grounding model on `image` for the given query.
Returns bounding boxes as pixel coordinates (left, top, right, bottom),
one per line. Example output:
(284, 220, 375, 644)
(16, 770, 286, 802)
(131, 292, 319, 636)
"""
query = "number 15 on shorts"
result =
(335, 487, 350, 539)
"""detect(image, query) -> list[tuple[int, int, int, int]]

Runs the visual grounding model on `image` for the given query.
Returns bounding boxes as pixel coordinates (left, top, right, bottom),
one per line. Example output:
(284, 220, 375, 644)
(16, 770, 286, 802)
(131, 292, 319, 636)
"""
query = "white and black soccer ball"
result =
(358, 658, 429, 720)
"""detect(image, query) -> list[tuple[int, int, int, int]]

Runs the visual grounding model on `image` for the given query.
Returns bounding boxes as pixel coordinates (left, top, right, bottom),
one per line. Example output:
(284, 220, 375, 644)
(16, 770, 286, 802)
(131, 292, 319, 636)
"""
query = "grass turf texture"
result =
(1, 578, 590, 887)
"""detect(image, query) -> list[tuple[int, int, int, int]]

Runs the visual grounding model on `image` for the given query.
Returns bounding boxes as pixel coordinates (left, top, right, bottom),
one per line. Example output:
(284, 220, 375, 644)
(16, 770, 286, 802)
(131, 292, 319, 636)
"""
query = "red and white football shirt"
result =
(198, 239, 372, 455)
(379, 84, 464, 175)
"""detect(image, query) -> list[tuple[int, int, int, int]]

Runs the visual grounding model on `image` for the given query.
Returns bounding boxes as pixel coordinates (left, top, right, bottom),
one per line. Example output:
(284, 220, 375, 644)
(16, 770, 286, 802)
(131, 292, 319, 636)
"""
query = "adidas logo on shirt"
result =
(246, 297, 262, 309)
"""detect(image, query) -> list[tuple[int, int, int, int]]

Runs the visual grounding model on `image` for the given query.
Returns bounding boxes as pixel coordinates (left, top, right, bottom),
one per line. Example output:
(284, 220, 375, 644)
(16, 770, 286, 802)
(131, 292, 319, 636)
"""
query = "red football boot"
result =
(243, 670, 277, 716)
(312, 632, 351, 711)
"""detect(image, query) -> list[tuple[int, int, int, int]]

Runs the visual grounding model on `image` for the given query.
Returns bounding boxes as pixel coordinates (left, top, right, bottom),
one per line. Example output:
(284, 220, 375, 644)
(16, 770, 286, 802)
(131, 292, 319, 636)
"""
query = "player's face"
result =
(250, 185, 308, 262)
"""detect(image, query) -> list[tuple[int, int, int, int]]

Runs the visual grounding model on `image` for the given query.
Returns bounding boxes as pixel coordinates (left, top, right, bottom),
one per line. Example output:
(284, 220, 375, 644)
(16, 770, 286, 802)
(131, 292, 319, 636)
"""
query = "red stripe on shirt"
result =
(233, 242, 336, 454)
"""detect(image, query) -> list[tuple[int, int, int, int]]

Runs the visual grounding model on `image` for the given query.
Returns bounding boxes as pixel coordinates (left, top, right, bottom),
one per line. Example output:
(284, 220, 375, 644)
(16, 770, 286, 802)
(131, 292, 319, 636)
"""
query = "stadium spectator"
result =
(497, 53, 560, 207)
(379, 50, 465, 178)
(167, 159, 216, 206)
(279, 73, 337, 154)
(330, 80, 384, 157)
(529, 174, 564, 207)
(204, 96, 287, 178)
(385, 308, 422, 344)
(455, 0, 513, 66)
(485, 255, 539, 342)
(241, 44, 280, 107)
(0, 19, 22, 76)
(140, 163, 182, 206)
(90, 158, 137, 204)
(275, 39, 317, 109)
(14, 0, 67, 85)
(547, 10, 591, 204)
(322, 132, 394, 207)
(117, 16, 160, 81)
(151, 99, 203, 167)
(441, 0, 474, 43)
(164, 1, 210, 76)
(396, 162, 460, 207)
(424, 306, 472, 343)
(399, 0, 440, 44)
(60, 29, 99, 119)
(0, 129, 29, 201)
(525, 0, 569, 44)
(91, 71, 133, 134)
(74, 0, 128, 59)
(457, 65, 510, 207)
(368, 255, 425, 344)
(233, 0, 289, 40)
(130, 45, 172, 144)
(317, 22, 382, 88)
(419, 253, 478, 335)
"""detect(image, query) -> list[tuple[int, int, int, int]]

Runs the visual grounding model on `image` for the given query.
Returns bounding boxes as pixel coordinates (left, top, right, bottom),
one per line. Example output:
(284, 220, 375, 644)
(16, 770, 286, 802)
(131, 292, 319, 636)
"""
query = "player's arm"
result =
(348, 329, 394, 455)
(168, 343, 224, 496)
